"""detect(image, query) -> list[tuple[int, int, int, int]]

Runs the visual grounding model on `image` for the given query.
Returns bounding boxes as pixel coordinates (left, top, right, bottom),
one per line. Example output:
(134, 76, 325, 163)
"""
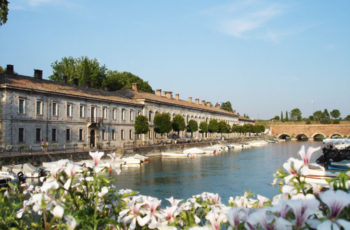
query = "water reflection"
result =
(114, 142, 322, 203)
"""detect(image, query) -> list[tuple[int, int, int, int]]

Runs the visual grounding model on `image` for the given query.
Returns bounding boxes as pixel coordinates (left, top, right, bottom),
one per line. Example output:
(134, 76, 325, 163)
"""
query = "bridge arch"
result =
(278, 133, 291, 140)
(312, 133, 326, 141)
(330, 133, 343, 139)
(296, 133, 309, 141)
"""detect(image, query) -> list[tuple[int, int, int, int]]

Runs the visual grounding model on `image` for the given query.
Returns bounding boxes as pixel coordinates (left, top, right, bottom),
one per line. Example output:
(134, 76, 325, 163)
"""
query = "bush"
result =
(305, 119, 311, 124)
(333, 120, 340, 124)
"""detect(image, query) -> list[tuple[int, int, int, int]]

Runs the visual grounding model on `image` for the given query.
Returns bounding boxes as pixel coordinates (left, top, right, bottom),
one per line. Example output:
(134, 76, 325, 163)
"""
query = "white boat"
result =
(122, 157, 142, 166)
(2, 163, 46, 178)
(132, 154, 150, 162)
(161, 152, 192, 158)
(183, 148, 205, 155)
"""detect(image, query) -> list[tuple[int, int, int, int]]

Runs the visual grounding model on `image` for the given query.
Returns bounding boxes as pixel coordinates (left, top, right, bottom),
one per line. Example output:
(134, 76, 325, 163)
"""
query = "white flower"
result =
(89, 151, 104, 166)
(288, 194, 319, 228)
(319, 189, 350, 218)
(98, 186, 109, 198)
(64, 215, 77, 230)
(227, 207, 247, 229)
(298, 145, 320, 165)
(51, 205, 64, 218)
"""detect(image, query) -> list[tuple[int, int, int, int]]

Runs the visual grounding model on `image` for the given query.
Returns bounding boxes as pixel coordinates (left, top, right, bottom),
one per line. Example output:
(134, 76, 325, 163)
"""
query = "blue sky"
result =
(1, 0, 349, 119)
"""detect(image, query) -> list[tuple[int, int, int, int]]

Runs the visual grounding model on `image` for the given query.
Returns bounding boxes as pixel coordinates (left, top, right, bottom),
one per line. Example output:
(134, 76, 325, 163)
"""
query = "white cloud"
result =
(203, 0, 307, 42)
(10, 0, 80, 10)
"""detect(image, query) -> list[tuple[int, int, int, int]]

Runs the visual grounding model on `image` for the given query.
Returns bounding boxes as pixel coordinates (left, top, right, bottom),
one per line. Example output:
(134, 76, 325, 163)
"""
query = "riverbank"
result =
(0, 135, 272, 165)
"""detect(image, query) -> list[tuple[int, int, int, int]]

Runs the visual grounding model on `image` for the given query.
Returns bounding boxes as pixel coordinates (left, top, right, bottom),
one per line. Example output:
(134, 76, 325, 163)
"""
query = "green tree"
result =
(103, 71, 153, 93)
(313, 110, 323, 121)
(220, 101, 233, 112)
(49, 56, 107, 89)
(134, 115, 149, 134)
(187, 120, 198, 138)
(323, 109, 330, 118)
(344, 115, 350, 121)
(330, 109, 341, 120)
(153, 113, 172, 136)
(281, 111, 284, 122)
(208, 119, 218, 133)
(285, 111, 289, 121)
(290, 108, 302, 121)
(242, 124, 254, 134)
(0, 65, 4, 74)
(218, 121, 230, 137)
(0, 0, 8, 26)
(273, 115, 280, 121)
(172, 114, 186, 135)
(199, 121, 208, 134)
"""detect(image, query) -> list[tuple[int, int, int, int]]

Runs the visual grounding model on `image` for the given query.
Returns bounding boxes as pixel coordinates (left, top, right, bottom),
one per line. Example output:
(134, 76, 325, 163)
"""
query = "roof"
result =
(238, 116, 255, 122)
(0, 73, 142, 107)
(115, 88, 239, 118)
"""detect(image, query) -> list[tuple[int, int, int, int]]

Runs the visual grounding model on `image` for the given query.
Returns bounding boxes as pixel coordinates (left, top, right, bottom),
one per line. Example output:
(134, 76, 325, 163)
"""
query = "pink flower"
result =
(288, 194, 319, 227)
(298, 145, 320, 165)
(89, 151, 104, 166)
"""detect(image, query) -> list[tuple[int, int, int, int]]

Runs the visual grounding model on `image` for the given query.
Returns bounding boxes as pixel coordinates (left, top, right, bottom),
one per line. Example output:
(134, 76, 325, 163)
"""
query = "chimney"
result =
(34, 69, 43, 80)
(175, 93, 179, 100)
(195, 98, 199, 104)
(6, 65, 14, 74)
(73, 77, 79, 86)
(206, 102, 211, 107)
(131, 82, 138, 92)
(63, 75, 68, 84)
(201, 100, 206, 105)
(155, 89, 162, 96)
(215, 103, 220, 108)
(188, 97, 192, 103)
(165, 91, 173, 99)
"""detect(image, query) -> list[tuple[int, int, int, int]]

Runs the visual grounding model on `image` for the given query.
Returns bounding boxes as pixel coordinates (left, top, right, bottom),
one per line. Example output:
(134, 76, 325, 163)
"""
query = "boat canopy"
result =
(323, 138, 350, 144)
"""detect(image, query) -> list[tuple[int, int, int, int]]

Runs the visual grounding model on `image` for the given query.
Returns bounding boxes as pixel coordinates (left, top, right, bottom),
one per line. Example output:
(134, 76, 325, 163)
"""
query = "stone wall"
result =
(271, 124, 350, 138)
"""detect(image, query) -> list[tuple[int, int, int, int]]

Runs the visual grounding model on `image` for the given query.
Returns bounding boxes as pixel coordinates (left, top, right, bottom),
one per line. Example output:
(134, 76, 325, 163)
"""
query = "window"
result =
(19, 128, 24, 143)
(36, 101, 43, 115)
(102, 130, 106, 140)
(80, 105, 85, 118)
(91, 106, 96, 122)
(122, 109, 126, 121)
(103, 107, 108, 119)
(112, 130, 115, 140)
(121, 129, 124, 140)
(19, 98, 25, 114)
(149, 130, 152, 139)
(130, 110, 134, 121)
(67, 104, 72, 117)
(79, 129, 83, 141)
(129, 130, 133, 140)
(149, 111, 153, 122)
(52, 129, 57, 142)
(36, 128, 41, 142)
(66, 129, 70, 141)
(52, 102, 58, 116)
(112, 109, 117, 120)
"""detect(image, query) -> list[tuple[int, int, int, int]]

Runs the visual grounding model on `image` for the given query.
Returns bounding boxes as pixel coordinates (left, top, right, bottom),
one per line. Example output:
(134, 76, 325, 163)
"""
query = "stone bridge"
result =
(270, 124, 350, 140)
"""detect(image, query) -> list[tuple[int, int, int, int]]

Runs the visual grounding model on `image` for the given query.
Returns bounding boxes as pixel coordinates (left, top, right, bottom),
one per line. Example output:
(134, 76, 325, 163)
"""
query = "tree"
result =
(103, 71, 153, 93)
(153, 113, 172, 136)
(313, 110, 323, 121)
(290, 108, 302, 121)
(330, 109, 340, 120)
(134, 115, 149, 134)
(171, 114, 185, 135)
(323, 109, 330, 118)
(187, 120, 198, 138)
(0, 65, 4, 74)
(208, 119, 218, 133)
(344, 115, 350, 121)
(199, 121, 208, 134)
(280, 111, 284, 122)
(220, 101, 233, 112)
(0, 0, 9, 26)
(49, 56, 107, 89)
(218, 121, 230, 136)
(285, 111, 289, 121)
(273, 116, 280, 121)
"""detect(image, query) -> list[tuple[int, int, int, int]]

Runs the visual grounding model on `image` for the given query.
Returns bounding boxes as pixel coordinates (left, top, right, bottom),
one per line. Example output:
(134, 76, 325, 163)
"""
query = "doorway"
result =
(90, 129, 95, 147)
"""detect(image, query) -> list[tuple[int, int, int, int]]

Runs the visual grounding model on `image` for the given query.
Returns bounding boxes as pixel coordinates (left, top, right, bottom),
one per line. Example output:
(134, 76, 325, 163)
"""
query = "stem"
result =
(93, 173, 98, 230)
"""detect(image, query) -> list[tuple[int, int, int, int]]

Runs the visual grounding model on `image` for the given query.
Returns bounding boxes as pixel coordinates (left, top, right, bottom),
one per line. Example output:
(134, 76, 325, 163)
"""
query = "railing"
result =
(86, 117, 104, 123)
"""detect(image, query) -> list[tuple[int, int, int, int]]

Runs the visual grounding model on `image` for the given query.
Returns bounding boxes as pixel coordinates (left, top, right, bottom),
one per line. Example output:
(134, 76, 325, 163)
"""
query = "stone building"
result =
(0, 65, 254, 151)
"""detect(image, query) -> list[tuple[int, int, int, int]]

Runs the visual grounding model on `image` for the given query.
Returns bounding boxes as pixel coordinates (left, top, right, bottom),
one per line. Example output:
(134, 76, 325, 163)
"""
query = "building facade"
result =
(0, 65, 254, 151)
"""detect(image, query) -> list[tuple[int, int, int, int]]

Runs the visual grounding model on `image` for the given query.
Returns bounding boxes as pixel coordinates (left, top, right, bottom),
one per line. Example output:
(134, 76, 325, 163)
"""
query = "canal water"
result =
(114, 142, 323, 203)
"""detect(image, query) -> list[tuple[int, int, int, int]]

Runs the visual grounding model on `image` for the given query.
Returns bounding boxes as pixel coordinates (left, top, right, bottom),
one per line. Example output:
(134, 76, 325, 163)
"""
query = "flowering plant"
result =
(1, 146, 350, 229)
